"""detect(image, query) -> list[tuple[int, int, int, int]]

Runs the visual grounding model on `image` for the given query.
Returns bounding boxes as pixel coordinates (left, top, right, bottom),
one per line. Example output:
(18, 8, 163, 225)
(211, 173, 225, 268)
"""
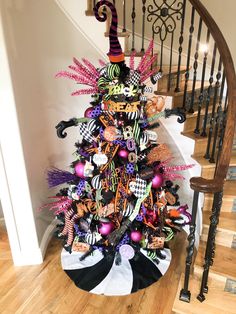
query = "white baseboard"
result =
(40, 218, 58, 259)
(11, 219, 57, 266)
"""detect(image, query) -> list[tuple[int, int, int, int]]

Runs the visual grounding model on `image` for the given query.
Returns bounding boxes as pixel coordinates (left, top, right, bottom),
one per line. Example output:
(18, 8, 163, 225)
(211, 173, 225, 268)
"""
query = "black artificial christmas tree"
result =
(41, 0, 193, 295)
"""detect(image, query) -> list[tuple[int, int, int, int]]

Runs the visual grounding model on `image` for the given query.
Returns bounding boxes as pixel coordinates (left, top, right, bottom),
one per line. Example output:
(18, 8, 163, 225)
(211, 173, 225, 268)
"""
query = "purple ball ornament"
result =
(74, 162, 85, 178)
(152, 173, 164, 189)
(126, 163, 135, 174)
(98, 221, 114, 236)
(130, 230, 142, 242)
(84, 107, 93, 118)
(118, 148, 129, 159)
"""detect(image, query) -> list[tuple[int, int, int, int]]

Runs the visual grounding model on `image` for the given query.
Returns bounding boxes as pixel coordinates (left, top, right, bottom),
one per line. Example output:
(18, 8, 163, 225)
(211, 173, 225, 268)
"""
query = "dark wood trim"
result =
(188, 0, 236, 191)
(190, 177, 224, 193)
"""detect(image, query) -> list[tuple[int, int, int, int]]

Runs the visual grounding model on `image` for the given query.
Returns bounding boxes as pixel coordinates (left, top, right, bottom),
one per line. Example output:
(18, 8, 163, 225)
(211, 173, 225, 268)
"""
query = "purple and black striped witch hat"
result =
(95, 0, 124, 63)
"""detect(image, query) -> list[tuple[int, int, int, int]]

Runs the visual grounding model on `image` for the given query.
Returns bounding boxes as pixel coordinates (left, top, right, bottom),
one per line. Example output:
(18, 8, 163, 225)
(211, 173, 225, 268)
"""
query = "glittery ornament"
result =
(152, 173, 164, 189)
(74, 162, 85, 178)
(84, 107, 94, 118)
(118, 148, 129, 159)
(130, 230, 142, 242)
(98, 222, 114, 236)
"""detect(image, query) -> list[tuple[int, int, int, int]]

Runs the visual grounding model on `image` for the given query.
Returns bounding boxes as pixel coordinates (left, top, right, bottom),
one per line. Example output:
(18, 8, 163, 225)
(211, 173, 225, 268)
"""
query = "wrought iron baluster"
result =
(197, 191, 223, 302)
(175, 0, 187, 92)
(113, 0, 116, 6)
(167, 33, 174, 91)
(182, 6, 195, 109)
(194, 28, 211, 134)
(141, 0, 146, 53)
(93, 0, 96, 10)
(131, 0, 136, 51)
(205, 57, 222, 159)
(189, 17, 202, 113)
(223, 90, 228, 112)
(209, 71, 226, 163)
(122, 0, 126, 32)
(147, 1, 184, 74)
(160, 40, 164, 72)
(201, 43, 217, 137)
(216, 87, 228, 167)
(179, 190, 199, 303)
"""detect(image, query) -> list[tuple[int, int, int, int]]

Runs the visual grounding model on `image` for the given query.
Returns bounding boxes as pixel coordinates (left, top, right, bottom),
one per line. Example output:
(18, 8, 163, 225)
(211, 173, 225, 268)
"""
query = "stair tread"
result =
(205, 180, 236, 199)
(186, 105, 214, 118)
(155, 80, 210, 97)
(181, 130, 209, 141)
(203, 211, 236, 232)
(196, 241, 236, 280)
(105, 31, 130, 37)
(160, 65, 187, 76)
(173, 273, 236, 314)
(223, 180, 236, 197)
(192, 152, 236, 168)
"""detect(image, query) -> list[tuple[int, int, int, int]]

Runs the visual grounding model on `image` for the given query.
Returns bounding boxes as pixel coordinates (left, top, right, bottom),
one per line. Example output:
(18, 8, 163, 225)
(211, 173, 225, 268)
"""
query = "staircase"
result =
(83, 0, 236, 311)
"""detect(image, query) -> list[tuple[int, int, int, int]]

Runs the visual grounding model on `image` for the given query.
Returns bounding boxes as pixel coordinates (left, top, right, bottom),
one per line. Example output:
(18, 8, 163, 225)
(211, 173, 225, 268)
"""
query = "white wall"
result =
(0, 200, 3, 218)
(0, 0, 105, 264)
(201, 0, 236, 68)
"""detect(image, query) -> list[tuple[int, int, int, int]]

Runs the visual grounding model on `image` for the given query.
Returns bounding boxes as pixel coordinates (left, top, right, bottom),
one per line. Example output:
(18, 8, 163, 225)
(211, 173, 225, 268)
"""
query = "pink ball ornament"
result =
(130, 230, 142, 242)
(118, 149, 129, 159)
(152, 173, 164, 189)
(84, 107, 93, 118)
(98, 222, 114, 236)
(74, 162, 85, 178)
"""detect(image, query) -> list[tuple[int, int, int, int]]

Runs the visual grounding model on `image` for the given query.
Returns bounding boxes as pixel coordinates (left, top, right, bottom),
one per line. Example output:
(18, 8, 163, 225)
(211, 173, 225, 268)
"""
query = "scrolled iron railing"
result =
(87, 0, 236, 302)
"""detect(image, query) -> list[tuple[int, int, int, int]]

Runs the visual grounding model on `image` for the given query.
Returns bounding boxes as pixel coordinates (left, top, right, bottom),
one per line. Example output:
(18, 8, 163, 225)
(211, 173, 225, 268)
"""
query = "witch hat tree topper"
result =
(95, 0, 125, 63)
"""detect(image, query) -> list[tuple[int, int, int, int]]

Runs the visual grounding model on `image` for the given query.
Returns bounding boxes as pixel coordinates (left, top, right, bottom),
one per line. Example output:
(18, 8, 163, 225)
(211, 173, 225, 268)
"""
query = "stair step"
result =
(204, 181, 236, 212)
(173, 273, 236, 314)
(181, 130, 210, 155)
(191, 152, 236, 179)
(124, 50, 144, 57)
(161, 65, 187, 77)
(85, 10, 94, 16)
(181, 130, 209, 142)
(105, 31, 130, 38)
(195, 241, 236, 281)
(183, 106, 213, 133)
(201, 211, 236, 248)
(155, 80, 210, 97)
(157, 66, 187, 91)
(193, 153, 236, 168)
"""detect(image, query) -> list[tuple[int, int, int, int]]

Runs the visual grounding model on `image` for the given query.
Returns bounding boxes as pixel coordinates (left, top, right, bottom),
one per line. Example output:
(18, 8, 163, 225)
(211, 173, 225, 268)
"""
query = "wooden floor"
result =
(0, 221, 187, 314)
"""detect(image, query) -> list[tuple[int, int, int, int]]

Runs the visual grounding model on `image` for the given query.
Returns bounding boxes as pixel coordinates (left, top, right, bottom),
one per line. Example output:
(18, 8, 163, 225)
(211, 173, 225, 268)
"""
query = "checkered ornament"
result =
(79, 123, 95, 143)
(134, 175, 147, 198)
(126, 70, 141, 86)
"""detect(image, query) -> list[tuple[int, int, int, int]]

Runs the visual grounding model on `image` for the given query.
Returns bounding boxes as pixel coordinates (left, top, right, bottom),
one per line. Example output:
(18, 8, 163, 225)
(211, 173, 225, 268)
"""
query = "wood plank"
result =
(203, 196, 234, 213)
(0, 225, 187, 314)
(155, 80, 211, 97)
(173, 273, 236, 314)
(201, 211, 236, 247)
(203, 211, 236, 232)
(196, 241, 236, 281)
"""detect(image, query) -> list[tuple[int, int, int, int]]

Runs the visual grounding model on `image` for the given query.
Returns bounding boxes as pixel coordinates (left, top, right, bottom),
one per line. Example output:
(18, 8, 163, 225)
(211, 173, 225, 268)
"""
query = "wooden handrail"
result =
(188, 0, 236, 192)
